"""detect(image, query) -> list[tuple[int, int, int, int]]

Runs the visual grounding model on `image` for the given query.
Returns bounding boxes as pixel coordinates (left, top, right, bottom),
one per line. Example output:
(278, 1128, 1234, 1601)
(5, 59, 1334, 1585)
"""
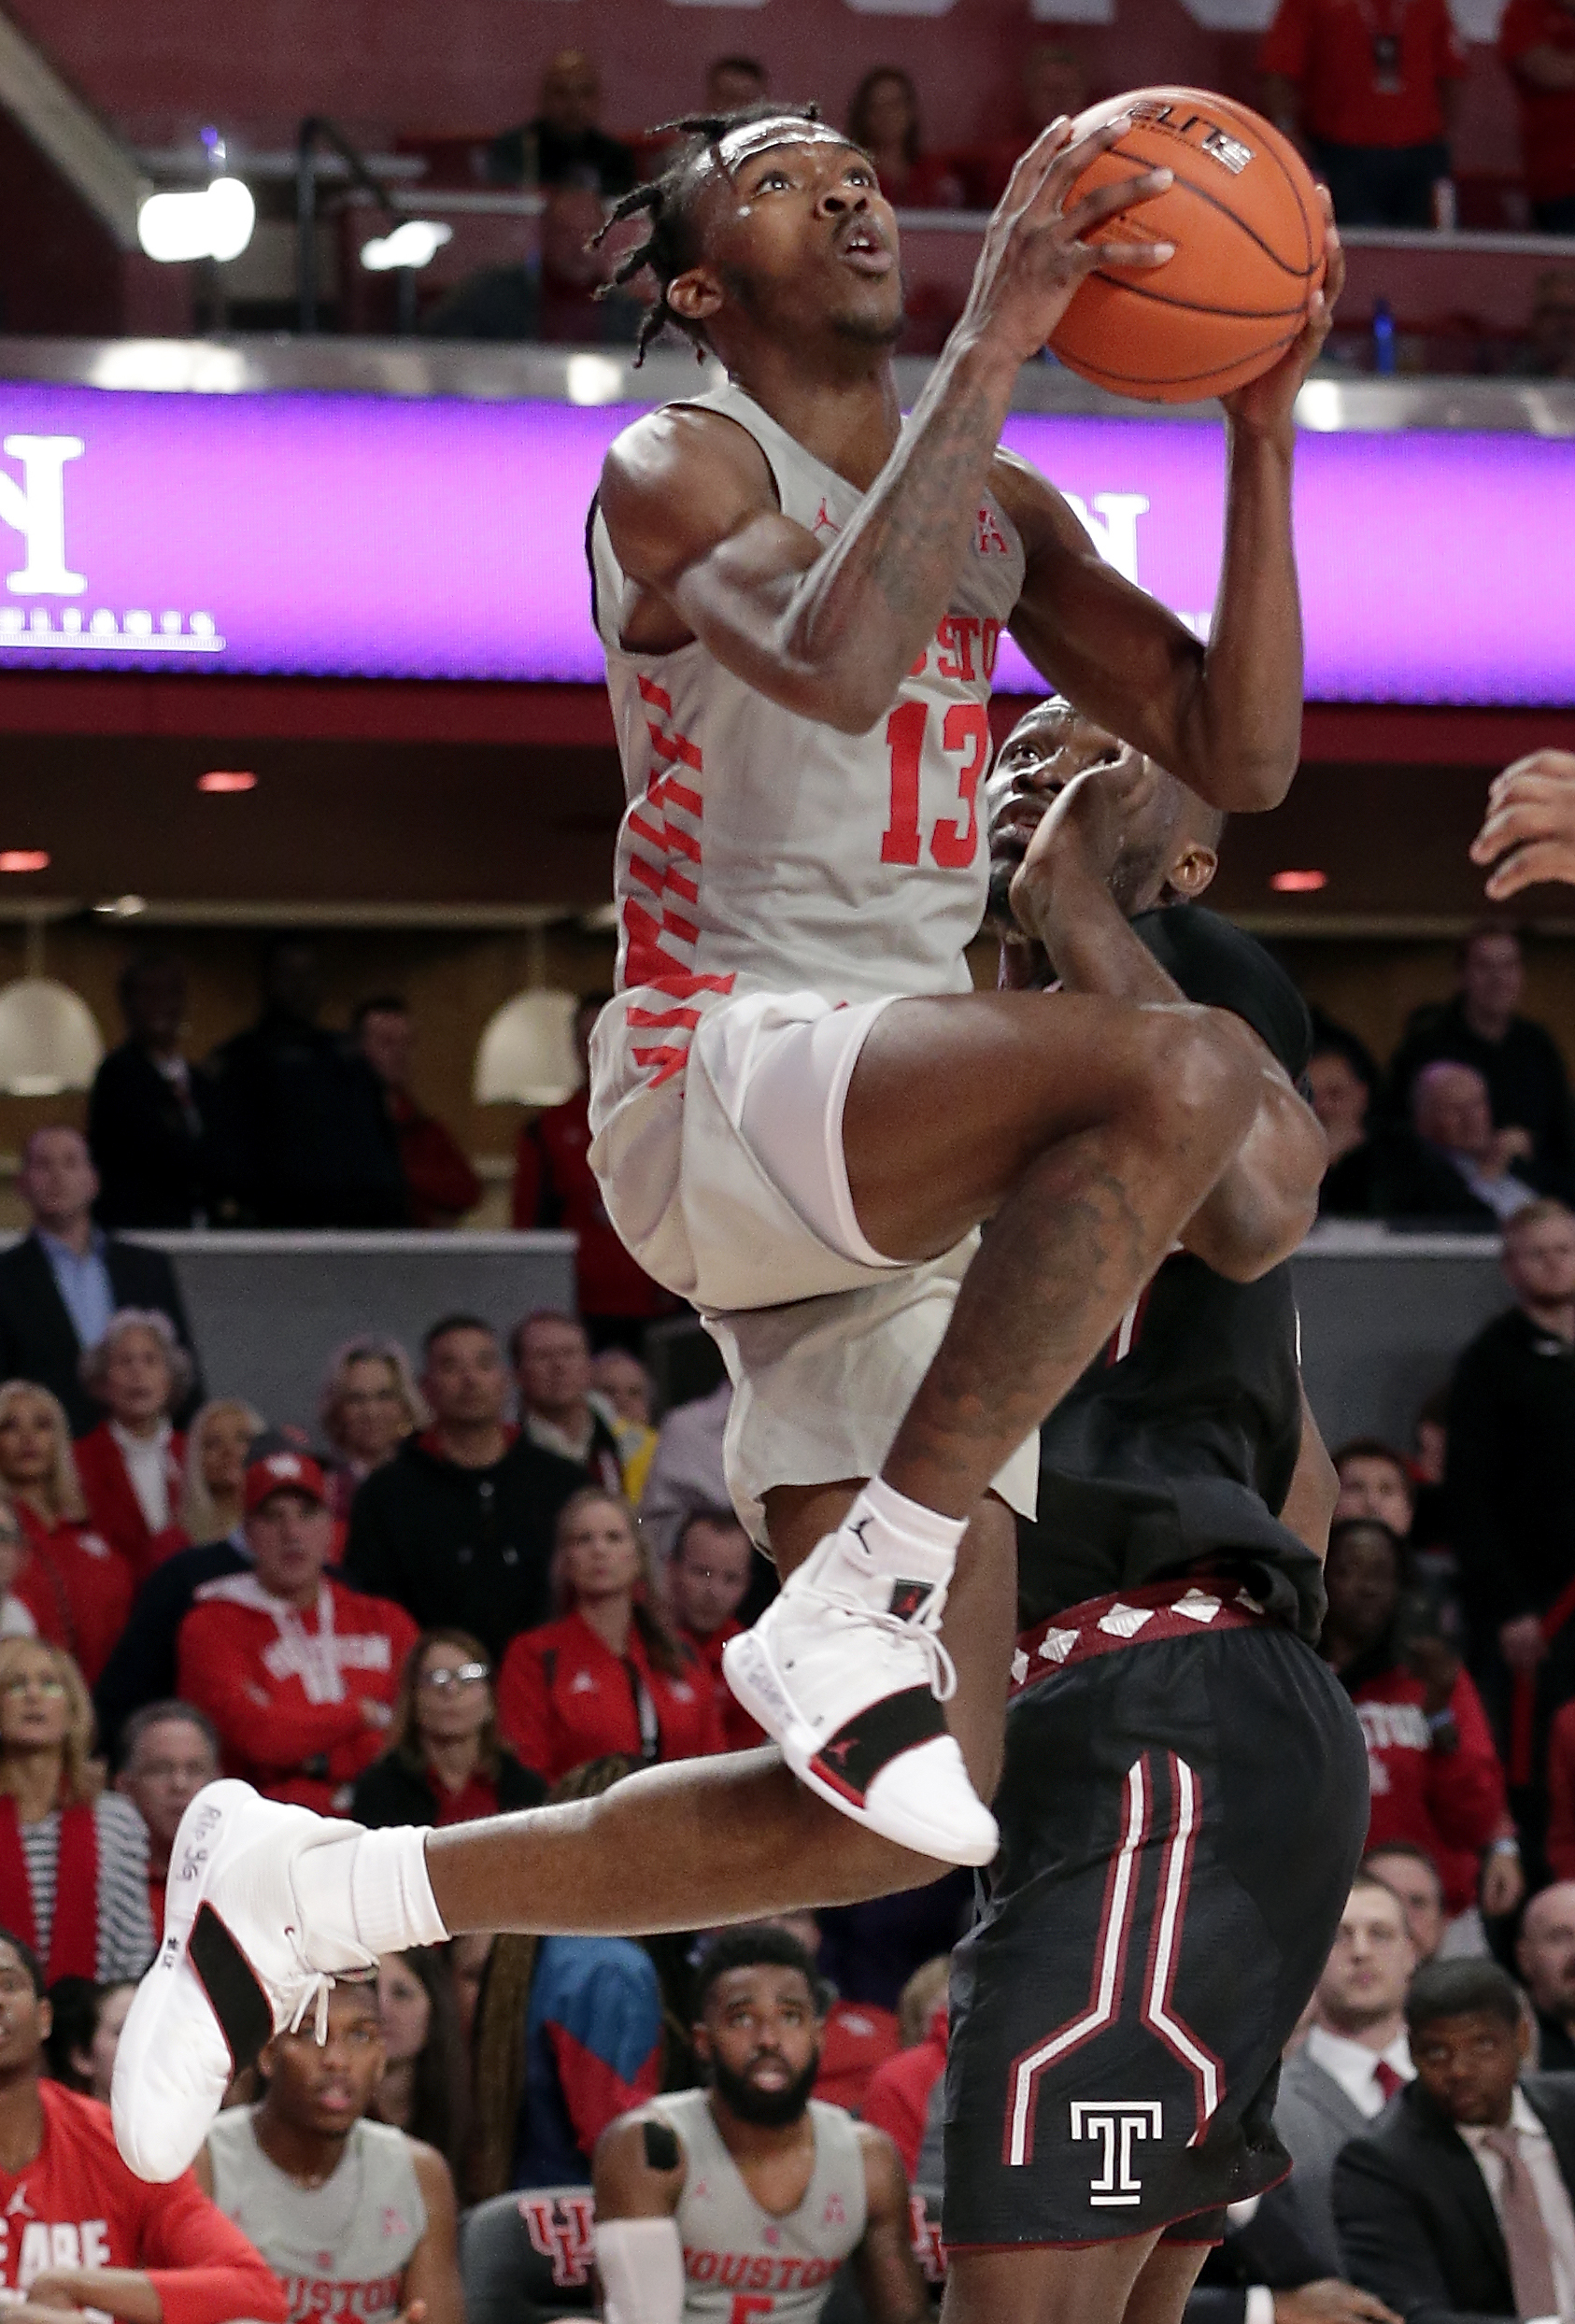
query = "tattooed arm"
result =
(597, 118, 1175, 734)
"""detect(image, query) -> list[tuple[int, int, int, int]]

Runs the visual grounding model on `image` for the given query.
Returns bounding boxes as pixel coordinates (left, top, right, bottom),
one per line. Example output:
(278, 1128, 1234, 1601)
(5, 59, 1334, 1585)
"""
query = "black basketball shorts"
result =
(944, 1576, 1369, 2249)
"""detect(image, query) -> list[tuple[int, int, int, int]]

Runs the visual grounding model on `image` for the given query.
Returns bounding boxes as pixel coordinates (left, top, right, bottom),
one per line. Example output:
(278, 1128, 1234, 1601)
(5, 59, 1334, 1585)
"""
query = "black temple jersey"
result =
(1017, 903, 1327, 1643)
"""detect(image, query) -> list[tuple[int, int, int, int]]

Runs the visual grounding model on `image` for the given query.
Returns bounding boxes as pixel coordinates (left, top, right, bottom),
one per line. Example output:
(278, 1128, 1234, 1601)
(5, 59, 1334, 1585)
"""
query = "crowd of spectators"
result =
(407, 32, 1575, 377)
(8, 921, 1575, 2320)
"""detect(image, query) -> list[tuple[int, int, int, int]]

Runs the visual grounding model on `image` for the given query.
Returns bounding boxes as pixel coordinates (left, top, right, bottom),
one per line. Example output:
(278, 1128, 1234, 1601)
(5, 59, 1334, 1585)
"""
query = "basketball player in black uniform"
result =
(941, 698, 1370, 2324)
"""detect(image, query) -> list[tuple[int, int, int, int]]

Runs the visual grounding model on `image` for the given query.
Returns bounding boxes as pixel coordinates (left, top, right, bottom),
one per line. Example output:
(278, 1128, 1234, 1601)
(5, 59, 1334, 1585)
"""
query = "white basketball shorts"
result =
(589, 988, 1039, 1543)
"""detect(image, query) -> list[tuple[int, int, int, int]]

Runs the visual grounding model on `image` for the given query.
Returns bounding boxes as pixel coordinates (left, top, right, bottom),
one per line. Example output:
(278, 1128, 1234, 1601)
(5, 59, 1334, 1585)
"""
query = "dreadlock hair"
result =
(592, 101, 824, 365)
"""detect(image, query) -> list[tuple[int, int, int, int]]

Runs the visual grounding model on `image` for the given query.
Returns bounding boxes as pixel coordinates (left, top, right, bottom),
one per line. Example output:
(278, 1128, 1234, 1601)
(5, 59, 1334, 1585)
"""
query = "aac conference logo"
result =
(0, 432, 224, 657)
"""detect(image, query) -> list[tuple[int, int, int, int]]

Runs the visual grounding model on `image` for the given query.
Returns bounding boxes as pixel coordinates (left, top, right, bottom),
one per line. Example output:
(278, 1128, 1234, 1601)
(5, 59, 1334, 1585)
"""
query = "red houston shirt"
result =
(0, 2079, 286, 2324)
(1259, 0, 1467, 146)
(1501, 0, 1575, 201)
(177, 1572, 419, 1812)
(681, 1621, 767, 1754)
(511, 1085, 677, 1325)
(1350, 1662, 1508, 1913)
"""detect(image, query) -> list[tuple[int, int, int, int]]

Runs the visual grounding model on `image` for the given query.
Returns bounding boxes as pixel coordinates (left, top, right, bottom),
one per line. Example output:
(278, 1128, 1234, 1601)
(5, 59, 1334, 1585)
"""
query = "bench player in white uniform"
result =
(197, 1977, 461, 2324)
(110, 95, 1346, 2192)
(593, 1928, 928, 2324)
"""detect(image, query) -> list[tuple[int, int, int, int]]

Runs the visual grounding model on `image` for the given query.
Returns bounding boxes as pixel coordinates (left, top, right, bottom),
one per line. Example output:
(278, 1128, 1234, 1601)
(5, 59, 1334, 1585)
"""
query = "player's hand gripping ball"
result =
(1047, 87, 1327, 403)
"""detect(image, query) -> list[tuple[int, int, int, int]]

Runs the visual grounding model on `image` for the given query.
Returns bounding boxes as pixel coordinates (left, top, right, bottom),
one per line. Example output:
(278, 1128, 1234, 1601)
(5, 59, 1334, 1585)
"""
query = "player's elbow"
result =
(1205, 746, 1298, 815)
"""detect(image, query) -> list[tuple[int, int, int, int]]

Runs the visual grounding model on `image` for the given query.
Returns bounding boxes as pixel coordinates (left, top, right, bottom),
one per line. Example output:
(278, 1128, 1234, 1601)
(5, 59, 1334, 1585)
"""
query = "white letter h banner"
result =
(0, 435, 85, 594)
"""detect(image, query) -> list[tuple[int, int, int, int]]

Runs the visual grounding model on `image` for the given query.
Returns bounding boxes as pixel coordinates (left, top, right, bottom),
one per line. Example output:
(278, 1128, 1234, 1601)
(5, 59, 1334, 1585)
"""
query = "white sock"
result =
(295, 1826, 449, 1962)
(841, 1476, 966, 1580)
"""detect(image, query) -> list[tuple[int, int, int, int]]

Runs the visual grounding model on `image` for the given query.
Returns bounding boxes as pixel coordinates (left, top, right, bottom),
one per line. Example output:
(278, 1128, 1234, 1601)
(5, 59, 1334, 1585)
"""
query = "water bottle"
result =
(1372, 296, 1397, 375)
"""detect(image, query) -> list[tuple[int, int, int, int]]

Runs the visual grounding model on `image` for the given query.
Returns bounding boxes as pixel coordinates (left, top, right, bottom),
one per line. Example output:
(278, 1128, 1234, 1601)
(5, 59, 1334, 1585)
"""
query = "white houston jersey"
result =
(649, 2087, 868, 2323)
(588, 381, 1026, 1112)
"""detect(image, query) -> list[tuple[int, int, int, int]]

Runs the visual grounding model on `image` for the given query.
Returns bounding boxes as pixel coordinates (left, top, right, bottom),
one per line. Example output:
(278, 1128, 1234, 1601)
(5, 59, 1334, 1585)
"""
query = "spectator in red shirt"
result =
(668, 1507, 765, 1753)
(355, 997, 481, 1229)
(0, 1384, 133, 1687)
(1260, 0, 1466, 224)
(349, 1629, 546, 1830)
(496, 1489, 720, 1784)
(859, 1956, 951, 2184)
(1501, 0, 1575, 230)
(176, 1445, 418, 1813)
(510, 995, 678, 1351)
(0, 1928, 286, 2324)
(1321, 1517, 1511, 1920)
(961, 40, 1087, 210)
(74, 1311, 191, 1580)
(846, 68, 963, 208)
(112, 1701, 219, 1940)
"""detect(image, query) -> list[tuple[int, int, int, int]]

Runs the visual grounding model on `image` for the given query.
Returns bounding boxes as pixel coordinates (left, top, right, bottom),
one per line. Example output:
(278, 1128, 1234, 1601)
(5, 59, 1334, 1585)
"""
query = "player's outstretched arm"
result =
(996, 190, 1342, 817)
(850, 2125, 931, 2324)
(1011, 767, 1325, 1278)
(600, 116, 1179, 734)
(1470, 750, 1575, 897)
(590, 2114, 687, 2324)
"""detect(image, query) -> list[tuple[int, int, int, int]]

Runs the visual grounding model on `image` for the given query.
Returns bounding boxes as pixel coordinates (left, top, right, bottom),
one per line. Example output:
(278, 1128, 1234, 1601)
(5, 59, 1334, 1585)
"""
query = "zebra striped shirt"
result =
(19, 1793, 154, 1981)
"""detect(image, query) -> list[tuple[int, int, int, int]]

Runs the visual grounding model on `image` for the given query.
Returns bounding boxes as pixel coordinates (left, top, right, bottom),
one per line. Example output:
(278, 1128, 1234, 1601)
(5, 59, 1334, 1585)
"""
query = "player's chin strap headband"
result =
(712, 117, 859, 172)
(595, 2217, 686, 2324)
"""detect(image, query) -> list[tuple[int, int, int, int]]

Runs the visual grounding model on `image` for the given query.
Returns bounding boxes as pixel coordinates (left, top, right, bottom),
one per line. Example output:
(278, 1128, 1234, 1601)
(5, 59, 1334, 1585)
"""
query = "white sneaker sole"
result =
(723, 1625, 998, 1867)
(112, 1778, 277, 2181)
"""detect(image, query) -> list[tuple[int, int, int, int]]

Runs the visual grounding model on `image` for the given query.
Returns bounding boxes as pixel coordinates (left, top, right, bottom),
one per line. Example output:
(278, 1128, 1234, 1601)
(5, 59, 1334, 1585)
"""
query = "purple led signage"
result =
(0, 382, 1568, 703)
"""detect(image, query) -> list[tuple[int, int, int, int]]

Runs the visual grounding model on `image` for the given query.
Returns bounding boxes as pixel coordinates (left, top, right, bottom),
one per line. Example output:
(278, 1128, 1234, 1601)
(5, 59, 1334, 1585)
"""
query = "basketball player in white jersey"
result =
(196, 1978, 461, 2324)
(593, 1927, 928, 2324)
(109, 98, 1346, 2189)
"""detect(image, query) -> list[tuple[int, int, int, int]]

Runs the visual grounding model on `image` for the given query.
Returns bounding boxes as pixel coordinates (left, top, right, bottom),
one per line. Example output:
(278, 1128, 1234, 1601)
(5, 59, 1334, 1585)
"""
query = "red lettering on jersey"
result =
(908, 648, 929, 678)
(727, 2300, 773, 2324)
(909, 2192, 948, 2285)
(981, 617, 1002, 679)
(688, 2248, 717, 2282)
(977, 504, 1010, 556)
(823, 2191, 847, 2228)
(934, 616, 980, 682)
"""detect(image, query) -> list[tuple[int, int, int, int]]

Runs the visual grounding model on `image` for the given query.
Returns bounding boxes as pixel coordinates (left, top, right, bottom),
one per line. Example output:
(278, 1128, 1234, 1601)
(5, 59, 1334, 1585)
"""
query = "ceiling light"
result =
(1270, 869, 1327, 893)
(137, 176, 255, 264)
(474, 990, 582, 1107)
(360, 220, 452, 272)
(0, 851, 49, 873)
(198, 770, 256, 793)
(93, 895, 148, 918)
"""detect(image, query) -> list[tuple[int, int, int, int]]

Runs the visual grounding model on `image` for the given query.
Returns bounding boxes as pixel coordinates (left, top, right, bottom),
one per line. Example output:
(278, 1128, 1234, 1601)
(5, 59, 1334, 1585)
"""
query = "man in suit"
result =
(1335, 1955, 1575, 2321)
(1271, 1876, 1418, 2273)
(88, 953, 211, 1229)
(0, 1126, 200, 1434)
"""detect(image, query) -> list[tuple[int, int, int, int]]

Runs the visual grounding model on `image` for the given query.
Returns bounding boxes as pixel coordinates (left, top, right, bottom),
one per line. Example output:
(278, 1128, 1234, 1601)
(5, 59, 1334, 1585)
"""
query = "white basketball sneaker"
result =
(112, 1780, 378, 2182)
(722, 1517, 999, 1866)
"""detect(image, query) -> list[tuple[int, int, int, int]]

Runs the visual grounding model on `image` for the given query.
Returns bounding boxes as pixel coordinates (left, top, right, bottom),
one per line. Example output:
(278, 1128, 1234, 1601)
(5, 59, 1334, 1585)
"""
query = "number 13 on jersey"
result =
(880, 701, 991, 871)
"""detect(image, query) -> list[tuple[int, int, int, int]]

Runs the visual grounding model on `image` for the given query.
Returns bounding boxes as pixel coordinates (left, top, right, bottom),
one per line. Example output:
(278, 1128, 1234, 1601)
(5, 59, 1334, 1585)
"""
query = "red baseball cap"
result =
(244, 1447, 330, 1515)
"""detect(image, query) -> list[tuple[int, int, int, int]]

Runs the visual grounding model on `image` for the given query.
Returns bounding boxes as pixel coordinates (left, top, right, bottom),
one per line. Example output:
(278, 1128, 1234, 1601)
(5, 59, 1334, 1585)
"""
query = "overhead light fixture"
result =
(197, 769, 256, 793)
(0, 851, 49, 873)
(137, 176, 256, 264)
(93, 895, 148, 918)
(1270, 869, 1328, 893)
(360, 220, 452, 272)
(0, 919, 103, 1096)
(566, 354, 626, 407)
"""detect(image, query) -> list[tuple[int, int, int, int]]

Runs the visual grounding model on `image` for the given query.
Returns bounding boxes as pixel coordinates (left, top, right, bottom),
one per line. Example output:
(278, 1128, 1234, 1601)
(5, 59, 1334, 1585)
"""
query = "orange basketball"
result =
(1046, 88, 1327, 404)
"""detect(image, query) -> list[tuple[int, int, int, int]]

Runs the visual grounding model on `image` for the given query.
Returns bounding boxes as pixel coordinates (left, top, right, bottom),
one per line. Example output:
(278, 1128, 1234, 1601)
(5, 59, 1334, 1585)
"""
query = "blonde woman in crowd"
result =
(319, 1338, 430, 1528)
(0, 1382, 133, 1682)
(495, 1489, 720, 1784)
(75, 1310, 195, 1578)
(174, 1398, 263, 1551)
(0, 1636, 152, 1981)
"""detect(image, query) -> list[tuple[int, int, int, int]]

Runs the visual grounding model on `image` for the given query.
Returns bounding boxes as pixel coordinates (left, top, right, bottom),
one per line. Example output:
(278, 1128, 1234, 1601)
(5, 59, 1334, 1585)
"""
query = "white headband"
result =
(712, 116, 854, 171)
